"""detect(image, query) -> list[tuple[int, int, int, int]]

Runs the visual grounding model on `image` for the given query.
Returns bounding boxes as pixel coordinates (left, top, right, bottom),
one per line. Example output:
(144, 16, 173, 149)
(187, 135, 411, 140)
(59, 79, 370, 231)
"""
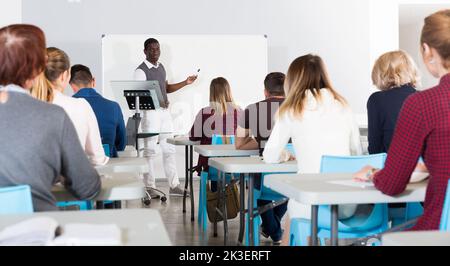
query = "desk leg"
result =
(222, 171, 228, 246)
(190, 145, 195, 222)
(237, 173, 245, 245)
(248, 174, 254, 246)
(310, 205, 318, 246)
(331, 205, 339, 246)
(183, 146, 188, 214)
(114, 201, 122, 209)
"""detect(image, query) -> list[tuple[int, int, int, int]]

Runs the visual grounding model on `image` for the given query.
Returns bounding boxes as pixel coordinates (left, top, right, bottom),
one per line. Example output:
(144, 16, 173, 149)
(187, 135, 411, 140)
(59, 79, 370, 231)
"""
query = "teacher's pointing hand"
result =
(186, 75, 198, 85)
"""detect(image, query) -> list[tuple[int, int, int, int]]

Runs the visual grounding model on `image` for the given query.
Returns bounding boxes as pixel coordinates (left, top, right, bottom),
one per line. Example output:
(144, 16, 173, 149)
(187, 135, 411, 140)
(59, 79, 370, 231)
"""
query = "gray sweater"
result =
(0, 91, 101, 211)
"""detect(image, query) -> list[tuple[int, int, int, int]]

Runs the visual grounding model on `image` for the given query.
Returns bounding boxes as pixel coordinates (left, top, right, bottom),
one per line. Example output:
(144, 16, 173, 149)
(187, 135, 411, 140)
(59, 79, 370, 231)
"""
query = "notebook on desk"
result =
(0, 217, 122, 246)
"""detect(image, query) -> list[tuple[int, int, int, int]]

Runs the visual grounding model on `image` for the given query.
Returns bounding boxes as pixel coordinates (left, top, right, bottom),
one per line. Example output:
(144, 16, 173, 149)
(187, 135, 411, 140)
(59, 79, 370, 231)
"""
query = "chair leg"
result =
(253, 215, 261, 246)
(198, 173, 204, 226)
(199, 172, 208, 232)
(290, 218, 311, 246)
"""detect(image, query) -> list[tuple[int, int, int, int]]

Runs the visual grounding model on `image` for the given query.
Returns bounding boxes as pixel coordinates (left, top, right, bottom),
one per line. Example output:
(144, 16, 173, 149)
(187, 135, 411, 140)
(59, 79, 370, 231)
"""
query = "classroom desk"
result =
(194, 145, 259, 157)
(382, 231, 450, 246)
(117, 146, 138, 157)
(264, 173, 427, 246)
(0, 209, 171, 246)
(96, 157, 149, 175)
(167, 137, 199, 221)
(208, 157, 297, 246)
(52, 173, 146, 202)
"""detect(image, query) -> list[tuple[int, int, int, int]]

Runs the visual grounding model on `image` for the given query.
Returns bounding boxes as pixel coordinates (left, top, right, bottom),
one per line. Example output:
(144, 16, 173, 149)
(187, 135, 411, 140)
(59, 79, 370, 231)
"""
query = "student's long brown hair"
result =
(421, 9, 450, 69)
(278, 54, 347, 118)
(209, 77, 238, 115)
(31, 47, 70, 103)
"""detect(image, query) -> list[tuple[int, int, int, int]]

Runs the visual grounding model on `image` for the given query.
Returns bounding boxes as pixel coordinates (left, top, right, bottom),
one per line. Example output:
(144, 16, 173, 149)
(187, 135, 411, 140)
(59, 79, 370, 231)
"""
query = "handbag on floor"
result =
(206, 180, 240, 223)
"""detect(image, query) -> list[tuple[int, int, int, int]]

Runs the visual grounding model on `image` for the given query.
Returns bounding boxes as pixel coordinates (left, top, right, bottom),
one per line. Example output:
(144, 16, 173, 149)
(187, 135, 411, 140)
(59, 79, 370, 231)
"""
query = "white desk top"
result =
(194, 145, 259, 157)
(209, 156, 298, 173)
(117, 146, 138, 158)
(53, 173, 145, 201)
(264, 173, 426, 205)
(167, 137, 200, 146)
(96, 157, 148, 174)
(382, 231, 450, 246)
(0, 209, 171, 246)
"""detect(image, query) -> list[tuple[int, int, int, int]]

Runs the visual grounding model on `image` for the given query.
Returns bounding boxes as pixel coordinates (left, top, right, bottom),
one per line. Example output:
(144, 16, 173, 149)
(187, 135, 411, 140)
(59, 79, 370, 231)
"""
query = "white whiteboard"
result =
(102, 34, 268, 134)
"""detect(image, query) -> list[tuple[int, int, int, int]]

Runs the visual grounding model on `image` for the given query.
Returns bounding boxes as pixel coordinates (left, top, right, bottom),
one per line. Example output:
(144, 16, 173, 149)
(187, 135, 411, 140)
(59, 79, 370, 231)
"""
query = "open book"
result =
(0, 217, 122, 246)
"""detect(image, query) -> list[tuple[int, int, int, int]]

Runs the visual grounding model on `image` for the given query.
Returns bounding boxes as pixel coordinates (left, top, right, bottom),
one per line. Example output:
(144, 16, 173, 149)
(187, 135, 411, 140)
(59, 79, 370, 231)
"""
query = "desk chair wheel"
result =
(142, 198, 151, 206)
(144, 187, 167, 204)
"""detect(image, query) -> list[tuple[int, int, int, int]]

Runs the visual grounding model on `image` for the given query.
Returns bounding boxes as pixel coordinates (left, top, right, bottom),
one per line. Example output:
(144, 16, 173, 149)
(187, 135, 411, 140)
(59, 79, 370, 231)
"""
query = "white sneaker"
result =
(169, 186, 189, 197)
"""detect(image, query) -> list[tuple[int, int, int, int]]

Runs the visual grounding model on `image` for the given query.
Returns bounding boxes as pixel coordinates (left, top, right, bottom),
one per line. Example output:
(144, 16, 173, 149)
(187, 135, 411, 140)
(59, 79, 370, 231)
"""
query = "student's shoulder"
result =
(25, 96, 71, 128)
(20, 94, 66, 117)
(367, 90, 385, 103)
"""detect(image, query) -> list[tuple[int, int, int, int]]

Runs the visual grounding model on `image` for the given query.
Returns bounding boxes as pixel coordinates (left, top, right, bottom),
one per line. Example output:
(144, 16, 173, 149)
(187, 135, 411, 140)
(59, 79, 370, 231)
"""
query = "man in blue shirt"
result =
(70, 64, 126, 157)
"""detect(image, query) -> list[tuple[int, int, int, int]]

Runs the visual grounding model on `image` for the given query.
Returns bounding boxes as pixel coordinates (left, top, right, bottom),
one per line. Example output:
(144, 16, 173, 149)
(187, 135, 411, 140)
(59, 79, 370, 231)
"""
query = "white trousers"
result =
(141, 109, 180, 189)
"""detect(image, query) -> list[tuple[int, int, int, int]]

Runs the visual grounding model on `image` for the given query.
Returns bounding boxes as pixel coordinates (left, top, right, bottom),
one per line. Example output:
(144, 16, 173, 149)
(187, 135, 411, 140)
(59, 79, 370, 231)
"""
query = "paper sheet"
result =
(328, 180, 375, 188)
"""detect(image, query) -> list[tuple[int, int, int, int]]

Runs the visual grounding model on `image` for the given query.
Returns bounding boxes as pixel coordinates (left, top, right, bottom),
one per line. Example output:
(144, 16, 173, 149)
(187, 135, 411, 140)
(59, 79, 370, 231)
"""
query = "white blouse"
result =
(263, 89, 362, 219)
(52, 90, 109, 166)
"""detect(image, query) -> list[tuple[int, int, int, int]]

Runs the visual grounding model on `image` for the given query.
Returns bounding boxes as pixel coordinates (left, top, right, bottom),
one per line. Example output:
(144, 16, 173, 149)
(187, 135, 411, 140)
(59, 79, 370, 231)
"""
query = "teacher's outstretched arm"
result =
(166, 75, 197, 93)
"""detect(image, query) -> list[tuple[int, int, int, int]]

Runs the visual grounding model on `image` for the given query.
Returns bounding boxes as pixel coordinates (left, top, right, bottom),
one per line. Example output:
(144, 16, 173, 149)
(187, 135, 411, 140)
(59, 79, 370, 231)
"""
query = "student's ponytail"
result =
(31, 72, 54, 102)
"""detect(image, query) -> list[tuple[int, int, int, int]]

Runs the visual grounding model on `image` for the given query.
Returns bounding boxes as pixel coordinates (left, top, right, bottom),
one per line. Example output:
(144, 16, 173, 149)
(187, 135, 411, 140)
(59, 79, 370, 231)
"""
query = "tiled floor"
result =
(126, 178, 274, 246)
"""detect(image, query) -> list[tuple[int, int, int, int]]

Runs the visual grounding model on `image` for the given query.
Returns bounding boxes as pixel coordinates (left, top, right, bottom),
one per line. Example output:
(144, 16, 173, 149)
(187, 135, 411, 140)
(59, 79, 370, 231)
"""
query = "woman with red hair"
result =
(0, 24, 101, 212)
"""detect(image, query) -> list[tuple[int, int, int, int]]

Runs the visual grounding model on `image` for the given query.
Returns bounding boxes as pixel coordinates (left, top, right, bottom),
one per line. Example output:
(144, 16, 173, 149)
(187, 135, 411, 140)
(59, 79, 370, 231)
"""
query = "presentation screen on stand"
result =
(102, 34, 268, 135)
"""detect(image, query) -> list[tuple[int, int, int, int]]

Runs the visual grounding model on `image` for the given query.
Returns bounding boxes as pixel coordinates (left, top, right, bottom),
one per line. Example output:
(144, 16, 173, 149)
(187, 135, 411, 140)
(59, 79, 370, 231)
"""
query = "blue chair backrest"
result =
(440, 180, 450, 231)
(320, 153, 387, 173)
(212, 134, 235, 145)
(103, 144, 111, 157)
(0, 185, 33, 215)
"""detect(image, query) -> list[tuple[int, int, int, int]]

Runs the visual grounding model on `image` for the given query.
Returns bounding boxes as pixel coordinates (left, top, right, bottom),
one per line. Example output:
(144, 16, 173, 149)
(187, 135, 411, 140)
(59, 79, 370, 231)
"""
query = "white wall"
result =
(0, 0, 22, 27)
(22, 0, 373, 114)
(399, 3, 450, 90)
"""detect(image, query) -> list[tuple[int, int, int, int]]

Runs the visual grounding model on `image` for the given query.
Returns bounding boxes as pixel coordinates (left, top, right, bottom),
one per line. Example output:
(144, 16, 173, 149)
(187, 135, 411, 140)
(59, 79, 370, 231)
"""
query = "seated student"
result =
(235, 72, 287, 244)
(31, 48, 108, 166)
(355, 9, 450, 231)
(189, 77, 242, 190)
(69, 64, 126, 158)
(263, 54, 362, 244)
(0, 24, 101, 211)
(368, 50, 418, 154)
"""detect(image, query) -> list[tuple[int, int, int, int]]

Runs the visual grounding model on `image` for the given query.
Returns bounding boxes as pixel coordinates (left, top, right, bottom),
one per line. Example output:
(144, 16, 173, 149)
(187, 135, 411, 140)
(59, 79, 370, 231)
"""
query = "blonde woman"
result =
(31, 47, 108, 166)
(368, 51, 419, 154)
(263, 54, 362, 244)
(354, 10, 450, 231)
(189, 77, 242, 189)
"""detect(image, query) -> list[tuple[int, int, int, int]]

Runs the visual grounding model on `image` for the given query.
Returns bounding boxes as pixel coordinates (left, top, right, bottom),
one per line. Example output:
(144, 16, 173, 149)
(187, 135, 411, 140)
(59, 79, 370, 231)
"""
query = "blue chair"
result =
(103, 144, 111, 158)
(289, 153, 389, 246)
(244, 143, 296, 245)
(440, 180, 450, 231)
(0, 185, 33, 215)
(198, 135, 236, 231)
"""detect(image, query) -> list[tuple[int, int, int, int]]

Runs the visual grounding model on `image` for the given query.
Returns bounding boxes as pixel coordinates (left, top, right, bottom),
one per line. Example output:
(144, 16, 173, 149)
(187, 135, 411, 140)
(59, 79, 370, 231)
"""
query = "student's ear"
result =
(92, 77, 96, 88)
(264, 89, 270, 99)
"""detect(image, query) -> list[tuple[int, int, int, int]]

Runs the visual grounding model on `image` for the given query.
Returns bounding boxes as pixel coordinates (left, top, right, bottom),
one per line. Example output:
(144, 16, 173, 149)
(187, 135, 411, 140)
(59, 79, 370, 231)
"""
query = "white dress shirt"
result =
(52, 90, 109, 166)
(133, 60, 161, 81)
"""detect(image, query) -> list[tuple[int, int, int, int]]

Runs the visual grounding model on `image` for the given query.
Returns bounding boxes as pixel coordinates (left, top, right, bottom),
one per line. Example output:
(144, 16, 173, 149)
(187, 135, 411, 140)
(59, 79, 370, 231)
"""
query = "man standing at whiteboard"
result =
(134, 38, 197, 198)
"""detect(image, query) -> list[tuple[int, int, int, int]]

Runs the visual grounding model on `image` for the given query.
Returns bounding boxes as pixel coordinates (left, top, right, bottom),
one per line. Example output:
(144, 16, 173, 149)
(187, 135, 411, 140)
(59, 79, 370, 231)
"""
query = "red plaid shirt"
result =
(373, 73, 450, 230)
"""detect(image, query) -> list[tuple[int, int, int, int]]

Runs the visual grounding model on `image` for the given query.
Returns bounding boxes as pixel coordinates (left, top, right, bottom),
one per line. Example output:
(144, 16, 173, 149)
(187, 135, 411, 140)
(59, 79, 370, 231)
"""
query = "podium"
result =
(111, 81, 165, 156)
